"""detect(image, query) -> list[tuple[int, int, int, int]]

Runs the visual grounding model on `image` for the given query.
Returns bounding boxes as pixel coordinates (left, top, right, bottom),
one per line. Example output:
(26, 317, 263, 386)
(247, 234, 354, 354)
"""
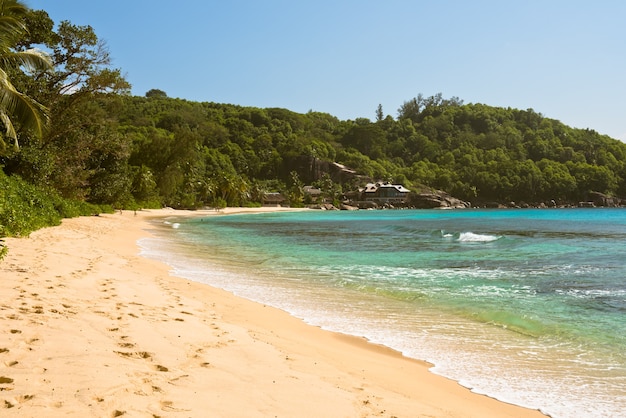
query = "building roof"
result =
(363, 182, 410, 193)
(263, 192, 285, 202)
(303, 186, 322, 196)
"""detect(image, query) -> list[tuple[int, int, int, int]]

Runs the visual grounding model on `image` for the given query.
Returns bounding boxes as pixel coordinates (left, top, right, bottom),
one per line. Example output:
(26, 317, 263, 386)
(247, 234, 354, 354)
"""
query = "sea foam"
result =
(457, 231, 500, 242)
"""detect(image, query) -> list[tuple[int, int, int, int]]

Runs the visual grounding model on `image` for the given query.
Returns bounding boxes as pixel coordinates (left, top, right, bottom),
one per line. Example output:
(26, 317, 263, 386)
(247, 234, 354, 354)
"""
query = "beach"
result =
(0, 208, 546, 417)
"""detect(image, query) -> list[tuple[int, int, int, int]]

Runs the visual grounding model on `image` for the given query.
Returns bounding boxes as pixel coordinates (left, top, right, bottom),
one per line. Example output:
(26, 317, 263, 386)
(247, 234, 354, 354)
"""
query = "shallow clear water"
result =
(140, 208, 626, 418)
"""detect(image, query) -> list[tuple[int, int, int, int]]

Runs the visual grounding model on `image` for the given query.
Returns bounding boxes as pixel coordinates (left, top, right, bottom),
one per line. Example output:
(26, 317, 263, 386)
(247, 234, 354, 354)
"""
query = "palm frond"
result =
(0, 68, 49, 148)
(0, 110, 17, 142)
(0, 16, 26, 42)
(0, 0, 52, 149)
(0, 0, 28, 44)
(1, 48, 53, 73)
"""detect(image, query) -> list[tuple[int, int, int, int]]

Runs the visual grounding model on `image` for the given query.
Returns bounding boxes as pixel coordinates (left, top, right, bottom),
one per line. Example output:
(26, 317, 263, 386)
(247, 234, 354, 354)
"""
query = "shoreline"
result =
(1, 208, 547, 417)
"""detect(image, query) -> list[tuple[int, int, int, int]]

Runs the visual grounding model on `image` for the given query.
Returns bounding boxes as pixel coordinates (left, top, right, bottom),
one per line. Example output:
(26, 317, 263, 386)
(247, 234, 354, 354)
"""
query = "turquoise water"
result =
(140, 208, 626, 418)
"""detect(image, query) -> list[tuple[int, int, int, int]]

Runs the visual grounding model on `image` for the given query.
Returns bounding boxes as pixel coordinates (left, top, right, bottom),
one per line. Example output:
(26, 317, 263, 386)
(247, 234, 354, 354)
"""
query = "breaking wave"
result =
(456, 231, 501, 242)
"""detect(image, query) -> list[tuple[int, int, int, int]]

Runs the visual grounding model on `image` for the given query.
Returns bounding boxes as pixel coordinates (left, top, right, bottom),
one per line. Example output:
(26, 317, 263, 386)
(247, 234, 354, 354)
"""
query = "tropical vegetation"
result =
(3, 1, 626, 249)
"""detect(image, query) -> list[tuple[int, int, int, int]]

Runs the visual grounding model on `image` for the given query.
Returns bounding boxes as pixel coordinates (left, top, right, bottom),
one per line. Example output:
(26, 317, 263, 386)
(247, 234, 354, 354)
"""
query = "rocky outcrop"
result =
(297, 156, 370, 184)
(309, 203, 339, 210)
(340, 203, 359, 211)
(350, 200, 379, 209)
(587, 191, 622, 207)
(408, 190, 471, 209)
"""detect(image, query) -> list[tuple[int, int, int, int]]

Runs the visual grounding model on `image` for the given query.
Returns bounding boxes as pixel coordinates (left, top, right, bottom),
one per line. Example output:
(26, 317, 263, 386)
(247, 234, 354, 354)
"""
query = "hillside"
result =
(5, 89, 626, 210)
(107, 93, 626, 208)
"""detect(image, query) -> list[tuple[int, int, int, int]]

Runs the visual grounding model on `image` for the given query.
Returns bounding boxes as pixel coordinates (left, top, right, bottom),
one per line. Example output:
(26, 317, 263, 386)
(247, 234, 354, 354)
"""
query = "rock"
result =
(588, 191, 621, 207)
(310, 203, 339, 210)
(340, 203, 359, 211)
(352, 201, 378, 209)
(408, 190, 471, 209)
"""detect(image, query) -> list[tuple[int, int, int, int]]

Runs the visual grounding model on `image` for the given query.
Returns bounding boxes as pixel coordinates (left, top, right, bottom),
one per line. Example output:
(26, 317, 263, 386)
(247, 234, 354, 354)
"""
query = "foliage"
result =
(87, 92, 626, 208)
(145, 88, 167, 98)
(0, 169, 109, 239)
(3, 8, 131, 206)
(0, 0, 52, 150)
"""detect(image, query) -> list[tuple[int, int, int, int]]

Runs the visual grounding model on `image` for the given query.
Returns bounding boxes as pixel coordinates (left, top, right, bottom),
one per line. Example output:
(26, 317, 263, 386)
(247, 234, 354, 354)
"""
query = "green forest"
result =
(2, 1, 626, 242)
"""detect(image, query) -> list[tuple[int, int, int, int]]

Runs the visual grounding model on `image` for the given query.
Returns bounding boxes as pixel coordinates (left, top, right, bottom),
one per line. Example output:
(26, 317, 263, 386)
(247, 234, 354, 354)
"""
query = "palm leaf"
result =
(0, 110, 17, 140)
(0, 68, 49, 148)
(1, 48, 52, 73)
(0, 0, 52, 149)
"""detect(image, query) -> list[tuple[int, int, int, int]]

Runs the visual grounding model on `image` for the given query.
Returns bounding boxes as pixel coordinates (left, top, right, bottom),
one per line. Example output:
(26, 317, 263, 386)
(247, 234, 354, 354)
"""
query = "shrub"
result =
(0, 170, 113, 240)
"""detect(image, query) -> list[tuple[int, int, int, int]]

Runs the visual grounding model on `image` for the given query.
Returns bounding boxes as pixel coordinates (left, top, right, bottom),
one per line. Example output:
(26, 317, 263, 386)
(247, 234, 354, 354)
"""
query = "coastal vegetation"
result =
(2, 1, 626, 243)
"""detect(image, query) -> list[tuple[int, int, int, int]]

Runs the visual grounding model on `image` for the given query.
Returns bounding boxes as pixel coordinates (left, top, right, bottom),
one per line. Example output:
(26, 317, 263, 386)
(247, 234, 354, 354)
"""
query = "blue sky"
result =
(27, 0, 626, 141)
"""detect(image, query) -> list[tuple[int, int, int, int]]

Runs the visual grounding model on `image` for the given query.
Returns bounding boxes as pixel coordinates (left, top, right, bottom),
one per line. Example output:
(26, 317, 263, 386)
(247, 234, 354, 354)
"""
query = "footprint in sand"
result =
(114, 351, 155, 362)
(159, 400, 188, 412)
(3, 394, 35, 409)
(27, 338, 40, 347)
(0, 376, 15, 396)
(117, 342, 135, 349)
(61, 303, 76, 315)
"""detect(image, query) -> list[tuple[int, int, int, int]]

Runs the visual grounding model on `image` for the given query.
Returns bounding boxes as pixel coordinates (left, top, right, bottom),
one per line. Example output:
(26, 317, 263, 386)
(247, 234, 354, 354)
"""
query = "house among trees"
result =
(303, 186, 322, 203)
(362, 182, 410, 205)
(262, 192, 286, 206)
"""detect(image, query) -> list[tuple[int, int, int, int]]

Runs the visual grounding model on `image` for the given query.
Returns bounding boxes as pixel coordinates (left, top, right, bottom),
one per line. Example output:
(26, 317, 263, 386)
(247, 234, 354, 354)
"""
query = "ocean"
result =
(139, 208, 626, 418)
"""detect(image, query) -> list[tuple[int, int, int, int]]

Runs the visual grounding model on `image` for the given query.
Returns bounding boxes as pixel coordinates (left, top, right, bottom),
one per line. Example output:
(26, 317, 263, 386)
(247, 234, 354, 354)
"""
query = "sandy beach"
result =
(0, 208, 547, 417)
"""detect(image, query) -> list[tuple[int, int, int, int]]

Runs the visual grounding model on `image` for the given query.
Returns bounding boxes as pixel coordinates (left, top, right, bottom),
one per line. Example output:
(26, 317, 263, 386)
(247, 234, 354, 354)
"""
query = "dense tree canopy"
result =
(3, 7, 130, 203)
(99, 93, 626, 208)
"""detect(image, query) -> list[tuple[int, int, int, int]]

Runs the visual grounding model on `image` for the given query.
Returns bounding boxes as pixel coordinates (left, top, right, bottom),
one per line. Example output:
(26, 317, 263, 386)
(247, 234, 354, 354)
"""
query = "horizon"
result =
(27, 0, 626, 142)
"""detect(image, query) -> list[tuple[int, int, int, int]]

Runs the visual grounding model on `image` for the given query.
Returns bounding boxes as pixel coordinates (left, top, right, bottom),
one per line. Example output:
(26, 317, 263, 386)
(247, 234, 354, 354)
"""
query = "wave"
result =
(450, 231, 501, 242)
(457, 231, 500, 242)
(163, 220, 181, 229)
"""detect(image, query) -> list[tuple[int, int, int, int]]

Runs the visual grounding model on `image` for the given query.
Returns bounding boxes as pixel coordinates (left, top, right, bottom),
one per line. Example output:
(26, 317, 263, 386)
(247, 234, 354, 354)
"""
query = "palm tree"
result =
(0, 0, 52, 150)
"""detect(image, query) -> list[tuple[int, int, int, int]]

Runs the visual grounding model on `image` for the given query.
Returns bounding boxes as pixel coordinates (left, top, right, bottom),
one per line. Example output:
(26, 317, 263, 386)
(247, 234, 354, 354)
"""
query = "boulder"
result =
(310, 203, 339, 210)
(409, 190, 470, 209)
(340, 203, 359, 211)
(588, 191, 621, 207)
